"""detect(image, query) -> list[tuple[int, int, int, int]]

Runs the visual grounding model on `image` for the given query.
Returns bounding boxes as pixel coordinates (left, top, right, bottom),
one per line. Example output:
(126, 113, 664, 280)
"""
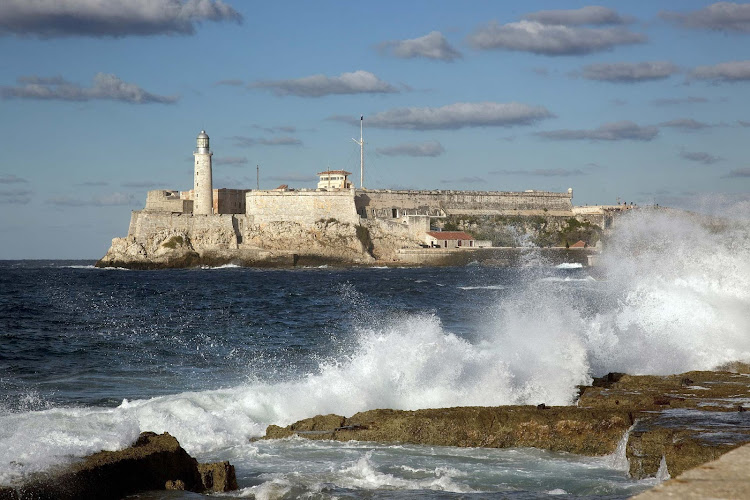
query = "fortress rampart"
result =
(355, 189, 573, 219)
(246, 190, 360, 225)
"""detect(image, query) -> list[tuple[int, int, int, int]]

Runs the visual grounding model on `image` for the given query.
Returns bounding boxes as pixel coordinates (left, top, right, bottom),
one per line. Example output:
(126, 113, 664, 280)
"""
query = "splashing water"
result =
(1, 208, 748, 493)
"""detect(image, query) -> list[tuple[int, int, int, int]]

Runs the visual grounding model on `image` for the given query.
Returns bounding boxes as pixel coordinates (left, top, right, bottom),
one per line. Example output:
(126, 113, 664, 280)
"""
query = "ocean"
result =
(1, 211, 749, 499)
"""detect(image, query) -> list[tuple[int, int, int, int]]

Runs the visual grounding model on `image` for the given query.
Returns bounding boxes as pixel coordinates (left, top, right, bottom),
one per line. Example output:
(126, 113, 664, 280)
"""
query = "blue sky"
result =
(1, 0, 749, 259)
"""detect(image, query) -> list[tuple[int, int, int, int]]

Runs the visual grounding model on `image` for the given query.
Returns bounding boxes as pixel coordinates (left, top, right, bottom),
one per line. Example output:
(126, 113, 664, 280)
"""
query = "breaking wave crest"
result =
(1, 209, 749, 484)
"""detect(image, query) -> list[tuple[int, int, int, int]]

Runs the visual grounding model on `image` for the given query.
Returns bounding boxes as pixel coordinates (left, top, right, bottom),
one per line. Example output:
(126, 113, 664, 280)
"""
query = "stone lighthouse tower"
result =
(193, 130, 213, 215)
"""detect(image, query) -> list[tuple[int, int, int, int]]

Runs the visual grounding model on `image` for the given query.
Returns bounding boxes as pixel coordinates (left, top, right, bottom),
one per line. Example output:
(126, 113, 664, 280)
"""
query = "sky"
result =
(1, 0, 749, 259)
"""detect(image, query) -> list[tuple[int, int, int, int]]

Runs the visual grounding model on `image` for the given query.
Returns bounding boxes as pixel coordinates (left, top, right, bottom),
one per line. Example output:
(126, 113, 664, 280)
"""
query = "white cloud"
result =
(0, 73, 177, 103)
(0, 188, 32, 204)
(0, 174, 28, 184)
(468, 20, 645, 55)
(233, 136, 302, 147)
(680, 151, 723, 164)
(330, 102, 554, 130)
(580, 61, 680, 82)
(660, 118, 712, 130)
(537, 121, 659, 141)
(661, 2, 750, 33)
(376, 141, 445, 157)
(0, 0, 241, 37)
(250, 70, 398, 97)
(379, 31, 462, 61)
(524, 6, 630, 26)
(690, 60, 750, 82)
(724, 168, 750, 178)
(213, 156, 248, 166)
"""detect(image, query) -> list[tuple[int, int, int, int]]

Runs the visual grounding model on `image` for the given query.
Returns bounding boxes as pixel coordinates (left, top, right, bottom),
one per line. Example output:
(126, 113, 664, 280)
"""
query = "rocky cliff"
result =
(96, 212, 423, 269)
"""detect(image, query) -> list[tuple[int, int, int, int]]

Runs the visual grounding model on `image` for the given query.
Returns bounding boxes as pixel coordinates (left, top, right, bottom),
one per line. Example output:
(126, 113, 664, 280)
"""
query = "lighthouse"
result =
(193, 130, 213, 215)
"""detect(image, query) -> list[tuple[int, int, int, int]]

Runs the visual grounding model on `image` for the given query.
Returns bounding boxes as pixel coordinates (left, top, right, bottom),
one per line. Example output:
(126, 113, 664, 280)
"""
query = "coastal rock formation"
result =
(2, 432, 236, 499)
(265, 367, 750, 480)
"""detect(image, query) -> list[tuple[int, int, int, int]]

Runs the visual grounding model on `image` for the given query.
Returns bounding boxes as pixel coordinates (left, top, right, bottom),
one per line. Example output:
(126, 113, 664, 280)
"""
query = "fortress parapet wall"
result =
(246, 190, 360, 226)
(355, 189, 573, 219)
(145, 190, 193, 214)
(128, 211, 242, 250)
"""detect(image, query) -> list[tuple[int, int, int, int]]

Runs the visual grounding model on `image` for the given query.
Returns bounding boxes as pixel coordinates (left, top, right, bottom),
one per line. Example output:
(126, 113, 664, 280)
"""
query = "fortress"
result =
(98, 130, 608, 268)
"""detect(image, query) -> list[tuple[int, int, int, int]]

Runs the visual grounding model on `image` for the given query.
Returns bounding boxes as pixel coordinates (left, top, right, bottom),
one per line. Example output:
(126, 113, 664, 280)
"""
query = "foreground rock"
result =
(265, 367, 750, 479)
(0, 432, 237, 499)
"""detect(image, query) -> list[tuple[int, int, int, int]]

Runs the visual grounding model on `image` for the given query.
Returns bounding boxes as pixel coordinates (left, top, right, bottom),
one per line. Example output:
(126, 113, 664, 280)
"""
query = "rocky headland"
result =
(264, 365, 750, 480)
(0, 432, 237, 500)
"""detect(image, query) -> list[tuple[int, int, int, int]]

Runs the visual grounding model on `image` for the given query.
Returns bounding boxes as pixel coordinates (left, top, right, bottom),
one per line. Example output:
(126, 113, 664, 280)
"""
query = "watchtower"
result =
(193, 130, 213, 215)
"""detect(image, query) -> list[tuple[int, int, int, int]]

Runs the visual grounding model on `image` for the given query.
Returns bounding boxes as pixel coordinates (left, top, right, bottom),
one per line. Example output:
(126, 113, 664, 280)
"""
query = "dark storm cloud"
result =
(330, 102, 554, 130)
(1, 73, 177, 104)
(0, 0, 242, 38)
(536, 121, 659, 141)
(378, 31, 462, 61)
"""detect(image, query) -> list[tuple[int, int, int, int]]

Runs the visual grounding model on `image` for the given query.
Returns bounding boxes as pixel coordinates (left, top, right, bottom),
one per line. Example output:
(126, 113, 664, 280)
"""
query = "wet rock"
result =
(7, 431, 237, 499)
(197, 462, 238, 492)
(266, 407, 633, 456)
(266, 368, 750, 480)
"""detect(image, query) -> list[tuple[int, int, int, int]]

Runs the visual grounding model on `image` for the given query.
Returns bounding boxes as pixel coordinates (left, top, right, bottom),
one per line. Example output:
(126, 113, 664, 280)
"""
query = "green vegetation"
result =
(161, 235, 184, 249)
(439, 214, 603, 248)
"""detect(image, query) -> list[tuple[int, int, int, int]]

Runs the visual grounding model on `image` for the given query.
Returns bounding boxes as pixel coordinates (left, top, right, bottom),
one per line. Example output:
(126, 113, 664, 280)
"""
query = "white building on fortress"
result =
(143, 130, 576, 228)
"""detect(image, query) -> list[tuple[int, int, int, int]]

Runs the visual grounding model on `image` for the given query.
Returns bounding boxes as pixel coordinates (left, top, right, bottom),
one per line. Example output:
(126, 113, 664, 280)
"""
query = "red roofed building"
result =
(425, 231, 475, 249)
(570, 240, 587, 248)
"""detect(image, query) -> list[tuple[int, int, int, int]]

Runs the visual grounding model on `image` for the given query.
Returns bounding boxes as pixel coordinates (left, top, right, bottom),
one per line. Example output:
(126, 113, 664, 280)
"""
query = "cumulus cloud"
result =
(651, 96, 709, 106)
(537, 121, 659, 141)
(0, 188, 32, 204)
(378, 31, 462, 61)
(376, 141, 445, 157)
(213, 156, 248, 166)
(47, 192, 138, 207)
(690, 60, 750, 82)
(0, 73, 177, 103)
(660, 2, 750, 33)
(523, 6, 630, 26)
(724, 168, 750, 178)
(579, 61, 680, 82)
(250, 70, 398, 97)
(467, 20, 645, 55)
(330, 102, 554, 130)
(0, 173, 28, 184)
(233, 136, 302, 147)
(680, 151, 723, 164)
(490, 168, 588, 177)
(0, 0, 242, 38)
(659, 118, 711, 130)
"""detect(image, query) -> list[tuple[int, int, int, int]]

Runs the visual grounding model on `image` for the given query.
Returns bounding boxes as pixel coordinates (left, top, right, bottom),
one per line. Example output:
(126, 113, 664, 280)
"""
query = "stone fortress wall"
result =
(355, 189, 574, 220)
(246, 189, 361, 225)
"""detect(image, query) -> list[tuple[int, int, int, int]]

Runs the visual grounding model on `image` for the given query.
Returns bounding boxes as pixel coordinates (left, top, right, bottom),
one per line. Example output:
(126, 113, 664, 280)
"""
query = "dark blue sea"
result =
(1, 211, 748, 498)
